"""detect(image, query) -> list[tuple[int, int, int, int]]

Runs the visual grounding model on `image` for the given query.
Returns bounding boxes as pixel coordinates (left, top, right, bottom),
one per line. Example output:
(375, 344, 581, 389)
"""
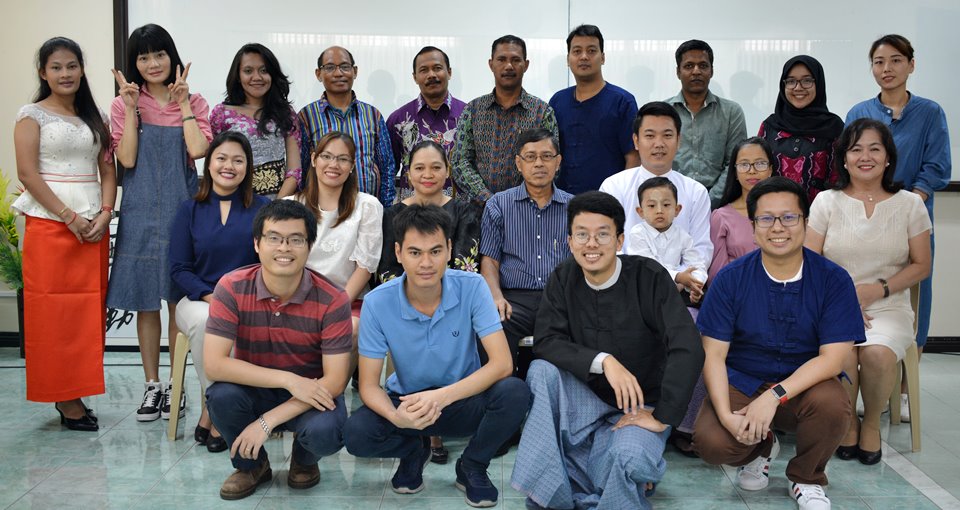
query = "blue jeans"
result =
(206, 382, 346, 471)
(344, 377, 530, 471)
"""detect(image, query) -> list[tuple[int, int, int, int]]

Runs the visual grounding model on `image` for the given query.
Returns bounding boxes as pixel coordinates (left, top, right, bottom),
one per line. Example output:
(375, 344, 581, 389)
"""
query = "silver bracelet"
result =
(257, 415, 271, 435)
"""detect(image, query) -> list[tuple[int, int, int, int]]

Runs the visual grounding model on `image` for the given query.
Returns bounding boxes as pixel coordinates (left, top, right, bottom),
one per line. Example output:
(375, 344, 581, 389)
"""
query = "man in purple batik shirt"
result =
(387, 46, 467, 200)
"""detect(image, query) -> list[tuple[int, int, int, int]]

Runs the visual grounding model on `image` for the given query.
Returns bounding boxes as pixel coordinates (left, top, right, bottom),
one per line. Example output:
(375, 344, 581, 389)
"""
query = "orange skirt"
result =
(23, 216, 108, 402)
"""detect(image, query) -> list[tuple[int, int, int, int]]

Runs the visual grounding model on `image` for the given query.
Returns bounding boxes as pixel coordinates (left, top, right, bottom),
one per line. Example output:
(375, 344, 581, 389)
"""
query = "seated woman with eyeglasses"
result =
(708, 137, 774, 281)
(758, 55, 844, 204)
(290, 131, 383, 364)
(170, 131, 270, 451)
(805, 119, 931, 466)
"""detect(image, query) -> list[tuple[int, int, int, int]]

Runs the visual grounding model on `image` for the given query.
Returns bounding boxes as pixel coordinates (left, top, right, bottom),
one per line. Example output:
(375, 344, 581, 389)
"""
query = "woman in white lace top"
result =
(12, 37, 116, 431)
(805, 119, 931, 465)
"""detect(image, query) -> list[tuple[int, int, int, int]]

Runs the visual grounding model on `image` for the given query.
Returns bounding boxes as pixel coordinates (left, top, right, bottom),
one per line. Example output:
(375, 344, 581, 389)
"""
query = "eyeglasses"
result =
(261, 233, 308, 248)
(783, 77, 815, 90)
(571, 231, 614, 245)
(518, 152, 559, 163)
(319, 63, 354, 74)
(736, 161, 771, 173)
(753, 213, 803, 228)
(317, 152, 353, 166)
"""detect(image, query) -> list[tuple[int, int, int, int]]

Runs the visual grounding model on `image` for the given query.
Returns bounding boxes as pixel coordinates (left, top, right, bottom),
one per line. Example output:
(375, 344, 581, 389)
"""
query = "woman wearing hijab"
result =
(758, 55, 844, 203)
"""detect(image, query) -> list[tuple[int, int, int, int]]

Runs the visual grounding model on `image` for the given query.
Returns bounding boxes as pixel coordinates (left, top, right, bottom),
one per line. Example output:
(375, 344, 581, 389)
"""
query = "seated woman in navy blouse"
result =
(170, 131, 270, 452)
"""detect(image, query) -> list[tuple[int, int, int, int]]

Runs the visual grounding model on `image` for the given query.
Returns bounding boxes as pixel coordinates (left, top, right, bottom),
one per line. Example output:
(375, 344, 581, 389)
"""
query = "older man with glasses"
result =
(479, 128, 571, 381)
(298, 46, 396, 205)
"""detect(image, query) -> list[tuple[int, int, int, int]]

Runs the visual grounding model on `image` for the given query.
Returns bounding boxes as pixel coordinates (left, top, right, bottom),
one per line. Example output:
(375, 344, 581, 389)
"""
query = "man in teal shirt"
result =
(667, 40, 747, 207)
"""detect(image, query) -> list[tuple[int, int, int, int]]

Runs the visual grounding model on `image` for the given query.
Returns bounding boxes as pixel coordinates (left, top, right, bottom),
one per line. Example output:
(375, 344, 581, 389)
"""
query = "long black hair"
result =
(125, 24, 185, 87)
(224, 43, 294, 136)
(717, 137, 775, 208)
(34, 37, 109, 151)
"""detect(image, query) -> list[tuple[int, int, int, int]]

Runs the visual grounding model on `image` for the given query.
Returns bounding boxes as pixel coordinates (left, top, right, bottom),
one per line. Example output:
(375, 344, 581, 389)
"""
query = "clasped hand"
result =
(727, 392, 778, 445)
(287, 374, 335, 411)
(393, 388, 448, 430)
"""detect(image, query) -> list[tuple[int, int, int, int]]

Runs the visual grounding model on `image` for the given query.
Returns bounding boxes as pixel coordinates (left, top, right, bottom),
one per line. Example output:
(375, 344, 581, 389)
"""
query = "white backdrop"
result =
(114, 0, 958, 345)
(129, 0, 959, 149)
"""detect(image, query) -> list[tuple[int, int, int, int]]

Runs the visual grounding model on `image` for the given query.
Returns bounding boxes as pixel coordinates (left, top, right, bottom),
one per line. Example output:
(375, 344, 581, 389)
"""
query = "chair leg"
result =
(167, 333, 190, 441)
(889, 360, 903, 426)
(904, 343, 921, 452)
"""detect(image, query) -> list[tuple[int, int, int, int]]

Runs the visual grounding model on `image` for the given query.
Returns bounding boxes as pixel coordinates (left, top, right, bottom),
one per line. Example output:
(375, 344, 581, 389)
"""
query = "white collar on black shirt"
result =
(585, 257, 622, 290)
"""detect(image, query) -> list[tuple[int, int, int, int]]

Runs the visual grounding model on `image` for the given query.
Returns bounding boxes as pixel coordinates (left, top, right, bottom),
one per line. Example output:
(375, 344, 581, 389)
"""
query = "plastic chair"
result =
(888, 284, 921, 452)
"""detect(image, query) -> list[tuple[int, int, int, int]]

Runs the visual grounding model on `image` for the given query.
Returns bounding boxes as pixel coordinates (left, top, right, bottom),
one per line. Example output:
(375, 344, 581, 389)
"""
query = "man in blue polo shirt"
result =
(344, 204, 530, 509)
(550, 24, 639, 194)
(693, 177, 865, 510)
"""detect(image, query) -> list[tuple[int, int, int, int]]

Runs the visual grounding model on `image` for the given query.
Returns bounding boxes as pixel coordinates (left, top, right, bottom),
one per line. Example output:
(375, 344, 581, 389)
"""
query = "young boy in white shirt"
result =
(627, 176, 708, 303)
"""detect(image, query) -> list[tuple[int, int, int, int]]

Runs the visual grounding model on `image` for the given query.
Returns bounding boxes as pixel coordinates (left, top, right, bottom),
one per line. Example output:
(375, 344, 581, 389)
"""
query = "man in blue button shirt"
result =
(344, 204, 529, 508)
(693, 177, 865, 510)
(480, 128, 573, 379)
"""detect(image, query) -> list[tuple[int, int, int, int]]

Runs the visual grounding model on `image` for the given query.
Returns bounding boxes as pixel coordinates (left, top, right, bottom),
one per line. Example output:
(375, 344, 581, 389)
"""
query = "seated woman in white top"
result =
(291, 131, 383, 351)
(805, 119, 931, 466)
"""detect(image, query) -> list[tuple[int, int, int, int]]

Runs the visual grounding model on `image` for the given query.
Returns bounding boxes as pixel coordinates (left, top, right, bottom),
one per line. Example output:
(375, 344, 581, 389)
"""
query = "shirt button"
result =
(537, 235, 541, 239)
(793, 147, 799, 152)
(537, 255, 542, 259)
(274, 311, 280, 317)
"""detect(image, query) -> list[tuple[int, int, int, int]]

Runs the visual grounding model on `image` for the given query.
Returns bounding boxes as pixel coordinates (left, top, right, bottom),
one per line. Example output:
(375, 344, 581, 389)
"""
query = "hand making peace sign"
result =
(111, 68, 140, 109)
(168, 62, 192, 106)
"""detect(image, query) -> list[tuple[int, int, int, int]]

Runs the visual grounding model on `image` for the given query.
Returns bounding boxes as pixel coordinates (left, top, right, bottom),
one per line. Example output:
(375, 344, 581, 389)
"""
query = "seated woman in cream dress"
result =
(805, 119, 930, 466)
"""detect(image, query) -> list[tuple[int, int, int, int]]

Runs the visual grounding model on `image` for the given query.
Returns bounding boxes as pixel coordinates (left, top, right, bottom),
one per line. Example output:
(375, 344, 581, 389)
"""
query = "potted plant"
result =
(0, 173, 24, 357)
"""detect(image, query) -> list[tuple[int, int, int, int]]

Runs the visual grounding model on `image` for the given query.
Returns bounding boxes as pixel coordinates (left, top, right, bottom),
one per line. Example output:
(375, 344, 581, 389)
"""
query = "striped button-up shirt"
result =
(480, 184, 572, 290)
(452, 89, 558, 202)
(298, 92, 396, 205)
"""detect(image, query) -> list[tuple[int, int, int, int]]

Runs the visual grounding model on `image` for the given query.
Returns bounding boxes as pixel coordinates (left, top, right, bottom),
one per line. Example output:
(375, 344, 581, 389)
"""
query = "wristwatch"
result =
(770, 384, 788, 405)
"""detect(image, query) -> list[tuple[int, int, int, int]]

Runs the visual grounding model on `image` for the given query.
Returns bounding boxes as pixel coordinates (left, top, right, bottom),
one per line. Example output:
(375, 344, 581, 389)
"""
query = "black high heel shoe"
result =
(206, 433, 228, 453)
(55, 403, 99, 432)
(835, 444, 858, 460)
(857, 447, 882, 465)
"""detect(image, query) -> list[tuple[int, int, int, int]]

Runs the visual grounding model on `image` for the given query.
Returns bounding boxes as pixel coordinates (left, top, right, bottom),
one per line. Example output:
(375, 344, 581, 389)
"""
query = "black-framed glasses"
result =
(262, 234, 308, 248)
(320, 63, 354, 74)
(518, 152, 559, 163)
(783, 77, 815, 90)
(571, 231, 614, 245)
(753, 213, 803, 228)
(736, 161, 771, 173)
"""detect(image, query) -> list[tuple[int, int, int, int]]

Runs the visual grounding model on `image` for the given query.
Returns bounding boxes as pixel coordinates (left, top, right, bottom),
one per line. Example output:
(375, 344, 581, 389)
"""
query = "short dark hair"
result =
(717, 137, 776, 208)
(567, 191, 625, 235)
(392, 204, 452, 247)
(746, 176, 809, 221)
(834, 118, 902, 194)
(515, 128, 559, 154)
(633, 101, 682, 134)
(253, 199, 318, 247)
(566, 24, 604, 52)
(412, 46, 451, 73)
(317, 46, 355, 68)
(675, 39, 714, 66)
(492, 35, 527, 59)
(637, 176, 678, 203)
(126, 24, 185, 87)
(870, 34, 914, 61)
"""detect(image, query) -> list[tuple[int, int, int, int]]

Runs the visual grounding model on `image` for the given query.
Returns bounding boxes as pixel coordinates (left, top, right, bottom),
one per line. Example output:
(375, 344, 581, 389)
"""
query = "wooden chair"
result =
(888, 284, 921, 452)
(167, 332, 191, 441)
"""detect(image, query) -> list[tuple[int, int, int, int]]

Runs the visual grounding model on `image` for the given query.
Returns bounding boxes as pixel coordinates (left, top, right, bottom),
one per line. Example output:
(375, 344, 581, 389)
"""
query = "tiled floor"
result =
(2, 348, 959, 509)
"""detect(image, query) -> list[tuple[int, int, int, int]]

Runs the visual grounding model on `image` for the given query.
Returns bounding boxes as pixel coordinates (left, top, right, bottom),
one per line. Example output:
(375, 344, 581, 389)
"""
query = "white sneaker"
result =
(136, 382, 162, 422)
(900, 393, 910, 422)
(160, 381, 187, 420)
(790, 482, 831, 509)
(737, 434, 780, 491)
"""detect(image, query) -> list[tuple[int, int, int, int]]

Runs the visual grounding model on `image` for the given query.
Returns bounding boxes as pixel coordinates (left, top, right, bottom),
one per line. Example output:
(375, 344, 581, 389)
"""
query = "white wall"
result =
(2, 0, 958, 336)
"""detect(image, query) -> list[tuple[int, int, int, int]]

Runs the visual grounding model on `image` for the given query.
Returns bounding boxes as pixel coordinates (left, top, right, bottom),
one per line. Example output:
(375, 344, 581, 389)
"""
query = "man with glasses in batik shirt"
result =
(298, 46, 396, 205)
(512, 191, 703, 510)
(480, 128, 571, 380)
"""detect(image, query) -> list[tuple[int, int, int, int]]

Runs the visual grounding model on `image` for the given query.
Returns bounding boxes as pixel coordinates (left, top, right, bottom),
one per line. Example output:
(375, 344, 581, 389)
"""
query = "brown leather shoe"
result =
(287, 456, 320, 489)
(219, 460, 272, 500)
